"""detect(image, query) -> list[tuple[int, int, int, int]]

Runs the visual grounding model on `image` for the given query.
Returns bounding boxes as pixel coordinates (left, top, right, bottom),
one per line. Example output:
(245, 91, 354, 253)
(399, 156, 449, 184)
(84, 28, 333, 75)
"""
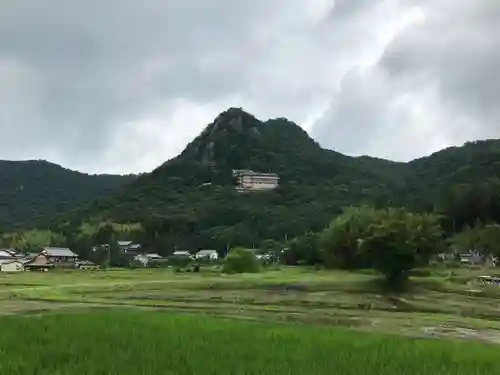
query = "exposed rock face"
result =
(194, 108, 262, 165)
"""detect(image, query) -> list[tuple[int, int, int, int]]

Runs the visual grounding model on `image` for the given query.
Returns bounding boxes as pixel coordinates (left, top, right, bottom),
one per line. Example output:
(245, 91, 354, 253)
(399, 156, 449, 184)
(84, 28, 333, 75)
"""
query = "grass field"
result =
(1, 266, 500, 373)
(1, 310, 500, 375)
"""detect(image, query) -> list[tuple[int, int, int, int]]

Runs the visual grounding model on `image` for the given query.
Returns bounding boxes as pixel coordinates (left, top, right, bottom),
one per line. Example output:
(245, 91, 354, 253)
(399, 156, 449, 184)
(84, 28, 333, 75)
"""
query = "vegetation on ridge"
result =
(2, 108, 500, 261)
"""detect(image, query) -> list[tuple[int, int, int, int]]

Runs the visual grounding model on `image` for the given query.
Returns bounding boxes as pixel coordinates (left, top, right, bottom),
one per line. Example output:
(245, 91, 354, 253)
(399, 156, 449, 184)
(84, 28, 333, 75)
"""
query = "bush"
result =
(222, 248, 261, 274)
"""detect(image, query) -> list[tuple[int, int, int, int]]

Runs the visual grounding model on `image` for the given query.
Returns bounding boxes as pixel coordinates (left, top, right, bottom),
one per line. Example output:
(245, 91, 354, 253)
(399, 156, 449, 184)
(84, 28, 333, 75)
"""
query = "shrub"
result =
(222, 248, 261, 274)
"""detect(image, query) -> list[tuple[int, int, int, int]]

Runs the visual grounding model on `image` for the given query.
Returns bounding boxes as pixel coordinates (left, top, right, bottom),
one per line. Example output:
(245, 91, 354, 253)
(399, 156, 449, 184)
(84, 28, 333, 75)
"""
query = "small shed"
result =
(0, 260, 25, 272)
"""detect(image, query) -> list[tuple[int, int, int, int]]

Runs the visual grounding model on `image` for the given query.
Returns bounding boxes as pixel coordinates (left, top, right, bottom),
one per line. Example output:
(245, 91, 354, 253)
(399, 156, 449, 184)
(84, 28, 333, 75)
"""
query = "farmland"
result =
(2, 267, 500, 374)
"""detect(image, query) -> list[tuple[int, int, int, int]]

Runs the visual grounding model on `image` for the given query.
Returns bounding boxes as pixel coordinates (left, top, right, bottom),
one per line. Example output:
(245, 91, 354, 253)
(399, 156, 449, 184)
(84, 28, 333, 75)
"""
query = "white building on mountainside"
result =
(233, 169, 279, 192)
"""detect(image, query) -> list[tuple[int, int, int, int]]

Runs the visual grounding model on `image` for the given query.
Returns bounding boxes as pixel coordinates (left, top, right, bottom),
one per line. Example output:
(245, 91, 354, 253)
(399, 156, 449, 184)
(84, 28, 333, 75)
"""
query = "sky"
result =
(0, 0, 499, 175)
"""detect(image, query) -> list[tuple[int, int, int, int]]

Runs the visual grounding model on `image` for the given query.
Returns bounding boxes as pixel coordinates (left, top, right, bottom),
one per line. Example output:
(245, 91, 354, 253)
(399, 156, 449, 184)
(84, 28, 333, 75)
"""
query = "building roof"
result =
(0, 250, 15, 258)
(173, 251, 191, 256)
(41, 247, 78, 257)
(25, 255, 53, 267)
(1, 248, 18, 256)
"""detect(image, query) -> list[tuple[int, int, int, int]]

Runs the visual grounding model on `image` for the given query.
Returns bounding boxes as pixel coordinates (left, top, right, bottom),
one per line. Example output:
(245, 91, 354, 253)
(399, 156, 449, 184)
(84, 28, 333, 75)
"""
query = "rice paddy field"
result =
(1, 266, 500, 374)
(2, 310, 500, 375)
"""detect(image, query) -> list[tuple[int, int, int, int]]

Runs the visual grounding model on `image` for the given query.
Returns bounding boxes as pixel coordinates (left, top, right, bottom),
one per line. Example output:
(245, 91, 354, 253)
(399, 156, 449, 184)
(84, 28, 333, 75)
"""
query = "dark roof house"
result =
(40, 247, 78, 264)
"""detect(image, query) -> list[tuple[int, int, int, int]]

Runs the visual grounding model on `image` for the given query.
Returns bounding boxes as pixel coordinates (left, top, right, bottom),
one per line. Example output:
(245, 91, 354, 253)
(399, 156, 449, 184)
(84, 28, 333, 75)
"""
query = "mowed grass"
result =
(0, 310, 499, 375)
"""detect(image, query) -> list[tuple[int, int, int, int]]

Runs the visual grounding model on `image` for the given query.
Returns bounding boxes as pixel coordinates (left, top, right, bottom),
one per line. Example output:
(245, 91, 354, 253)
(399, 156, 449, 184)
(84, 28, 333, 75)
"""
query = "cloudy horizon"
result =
(1, 1, 499, 175)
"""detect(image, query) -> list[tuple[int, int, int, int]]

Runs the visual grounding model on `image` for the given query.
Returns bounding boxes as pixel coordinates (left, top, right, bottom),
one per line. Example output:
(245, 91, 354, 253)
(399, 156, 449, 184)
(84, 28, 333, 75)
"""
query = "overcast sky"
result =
(1, 1, 499, 174)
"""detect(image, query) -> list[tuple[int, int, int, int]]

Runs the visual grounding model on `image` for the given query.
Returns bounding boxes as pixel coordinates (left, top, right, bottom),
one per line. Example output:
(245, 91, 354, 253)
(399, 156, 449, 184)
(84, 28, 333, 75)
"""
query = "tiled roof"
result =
(41, 247, 78, 257)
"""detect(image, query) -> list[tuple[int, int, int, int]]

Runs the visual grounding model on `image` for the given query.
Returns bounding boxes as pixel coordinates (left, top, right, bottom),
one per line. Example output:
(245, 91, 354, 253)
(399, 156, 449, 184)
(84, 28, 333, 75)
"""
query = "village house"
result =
(133, 253, 165, 268)
(24, 255, 54, 272)
(0, 249, 20, 260)
(118, 241, 142, 253)
(195, 250, 219, 261)
(0, 259, 25, 272)
(232, 169, 279, 192)
(40, 247, 78, 264)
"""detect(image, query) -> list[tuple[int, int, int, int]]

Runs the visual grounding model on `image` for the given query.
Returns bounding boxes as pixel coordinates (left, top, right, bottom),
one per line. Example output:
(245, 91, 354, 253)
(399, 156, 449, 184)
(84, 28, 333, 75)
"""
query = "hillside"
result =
(63, 108, 499, 252)
(0, 160, 135, 230)
(7, 108, 500, 252)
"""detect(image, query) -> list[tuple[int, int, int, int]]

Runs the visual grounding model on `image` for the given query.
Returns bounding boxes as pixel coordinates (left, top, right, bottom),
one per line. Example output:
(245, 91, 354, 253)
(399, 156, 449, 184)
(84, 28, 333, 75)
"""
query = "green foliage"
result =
(283, 232, 322, 265)
(222, 247, 261, 274)
(3, 109, 500, 260)
(322, 207, 443, 287)
(167, 254, 192, 268)
(361, 209, 443, 286)
(320, 207, 379, 269)
(450, 221, 500, 258)
(0, 160, 134, 230)
(0, 310, 498, 374)
(0, 229, 65, 252)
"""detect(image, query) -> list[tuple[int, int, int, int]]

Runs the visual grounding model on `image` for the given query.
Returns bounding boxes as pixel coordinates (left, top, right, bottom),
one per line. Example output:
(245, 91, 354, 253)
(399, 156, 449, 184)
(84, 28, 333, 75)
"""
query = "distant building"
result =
(172, 251, 192, 258)
(195, 250, 219, 261)
(24, 255, 54, 272)
(0, 249, 17, 260)
(232, 169, 279, 192)
(133, 253, 166, 268)
(0, 260, 25, 272)
(40, 247, 78, 264)
(117, 241, 142, 253)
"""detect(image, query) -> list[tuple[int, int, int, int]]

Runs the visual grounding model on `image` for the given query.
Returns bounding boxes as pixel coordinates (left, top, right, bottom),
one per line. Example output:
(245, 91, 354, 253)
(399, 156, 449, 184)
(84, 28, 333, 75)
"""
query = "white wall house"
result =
(233, 170, 279, 192)
(196, 250, 219, 261)
(0, 260, 25, 272)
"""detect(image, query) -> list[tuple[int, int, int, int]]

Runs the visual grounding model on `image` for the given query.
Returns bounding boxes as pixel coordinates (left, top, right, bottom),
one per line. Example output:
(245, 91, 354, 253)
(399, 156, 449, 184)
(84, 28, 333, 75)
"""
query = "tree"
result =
(282, 232, 321, 265)
(222, 247, 260, 274)
(360, 208, 443, 287)
(320, 207, 379, 269)
(321, 207, 443, 287)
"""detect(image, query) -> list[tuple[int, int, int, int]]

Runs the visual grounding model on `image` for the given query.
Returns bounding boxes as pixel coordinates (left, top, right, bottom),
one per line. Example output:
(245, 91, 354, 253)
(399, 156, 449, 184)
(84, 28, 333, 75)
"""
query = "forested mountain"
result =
(57, 108, 500, 253)
(0, 160, 135, 230)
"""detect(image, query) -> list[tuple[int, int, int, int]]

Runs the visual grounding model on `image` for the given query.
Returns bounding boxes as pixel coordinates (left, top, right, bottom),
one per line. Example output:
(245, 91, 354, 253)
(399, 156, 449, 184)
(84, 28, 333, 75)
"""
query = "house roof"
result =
(41, 247, 78, 257)
(173, 251, 191, 256)
(0, 248, 18, 256)
(0, 250, 15, 258)
(25, 255, 53, 267)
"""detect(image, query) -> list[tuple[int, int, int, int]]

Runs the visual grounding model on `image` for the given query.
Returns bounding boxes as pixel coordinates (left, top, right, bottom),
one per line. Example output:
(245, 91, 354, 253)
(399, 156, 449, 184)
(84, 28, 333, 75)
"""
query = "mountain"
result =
(0, 160, 135, 230)
(66, 107, 500, 252)
(7, 108, 500, 253)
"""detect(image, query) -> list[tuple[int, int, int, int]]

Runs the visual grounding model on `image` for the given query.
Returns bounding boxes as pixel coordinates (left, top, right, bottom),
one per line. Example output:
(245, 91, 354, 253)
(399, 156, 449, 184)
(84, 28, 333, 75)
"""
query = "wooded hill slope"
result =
(0, 160, 135, 230)
(58, 108, 500, 251)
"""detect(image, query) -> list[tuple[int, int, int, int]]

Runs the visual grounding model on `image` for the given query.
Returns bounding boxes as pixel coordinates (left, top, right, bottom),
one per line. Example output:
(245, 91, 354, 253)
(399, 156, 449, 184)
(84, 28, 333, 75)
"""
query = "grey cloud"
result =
(1, 0, 497, 173)
(0, 1, 292, 166)
(313, 0, 500, 159)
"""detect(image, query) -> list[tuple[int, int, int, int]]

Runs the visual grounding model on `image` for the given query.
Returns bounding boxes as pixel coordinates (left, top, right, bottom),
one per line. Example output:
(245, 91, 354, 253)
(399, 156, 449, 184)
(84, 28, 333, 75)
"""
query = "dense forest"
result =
(2, 108, 500, 258)
(0, 160, 135, 230)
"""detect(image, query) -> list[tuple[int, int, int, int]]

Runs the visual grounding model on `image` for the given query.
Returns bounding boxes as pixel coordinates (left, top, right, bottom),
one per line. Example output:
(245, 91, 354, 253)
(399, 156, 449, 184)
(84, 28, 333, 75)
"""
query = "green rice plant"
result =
(0, 310, 498, 374)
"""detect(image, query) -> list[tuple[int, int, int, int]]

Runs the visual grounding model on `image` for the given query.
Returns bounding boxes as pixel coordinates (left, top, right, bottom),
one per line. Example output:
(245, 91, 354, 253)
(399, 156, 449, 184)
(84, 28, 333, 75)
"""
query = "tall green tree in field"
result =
(360, 209, 443, 286)
(321, 207, 443, 287)
(282, 232, 321, 265)
(320, 207, 380, 269)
